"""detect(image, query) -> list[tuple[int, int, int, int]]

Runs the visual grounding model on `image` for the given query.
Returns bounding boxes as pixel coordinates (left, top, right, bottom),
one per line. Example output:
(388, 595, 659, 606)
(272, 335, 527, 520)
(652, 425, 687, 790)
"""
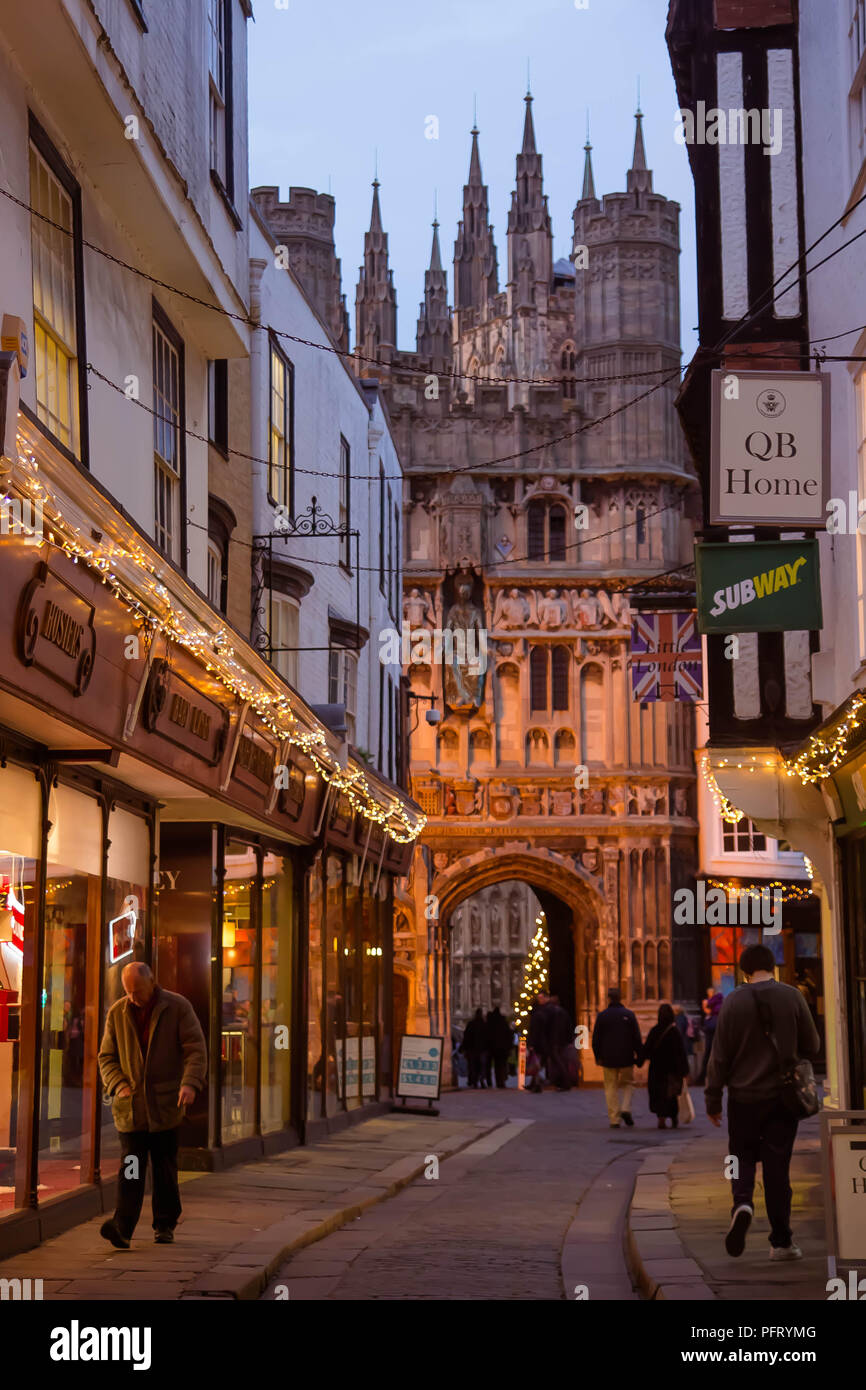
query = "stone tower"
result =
(351, 100, 699, 1053)
(355, 179, 398, 370)
(250, 185, 349, 351)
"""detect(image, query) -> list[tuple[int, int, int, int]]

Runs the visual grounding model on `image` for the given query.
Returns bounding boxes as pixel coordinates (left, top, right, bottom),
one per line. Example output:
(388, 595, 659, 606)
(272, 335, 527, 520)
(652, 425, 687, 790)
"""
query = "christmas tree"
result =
(513, 911, 549, 1037)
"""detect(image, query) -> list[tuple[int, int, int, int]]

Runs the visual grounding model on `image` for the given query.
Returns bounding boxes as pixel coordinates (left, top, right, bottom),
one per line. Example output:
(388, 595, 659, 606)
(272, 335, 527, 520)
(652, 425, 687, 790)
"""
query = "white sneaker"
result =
(769, 1243, 803, 1261)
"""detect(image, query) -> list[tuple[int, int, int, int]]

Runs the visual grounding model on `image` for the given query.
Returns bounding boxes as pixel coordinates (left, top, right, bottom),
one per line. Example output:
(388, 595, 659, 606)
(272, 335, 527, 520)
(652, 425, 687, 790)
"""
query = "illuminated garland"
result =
(706, 878, 813, 904)
(699, 753, 744, 825)
(783, 692, 866, 785)
(513, 912, 549, 1038)
(5, 437, 426, 845)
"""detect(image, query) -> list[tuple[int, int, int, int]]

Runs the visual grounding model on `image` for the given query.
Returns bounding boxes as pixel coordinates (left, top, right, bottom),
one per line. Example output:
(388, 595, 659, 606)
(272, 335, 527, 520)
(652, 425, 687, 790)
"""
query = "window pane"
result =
(528, 503, 545, 561)
(261, 854, 293, 1134)
(552, 646, 569, 710)
(530, 646, 548, 711)
(549, 506, 566, 562)
(221, 843, 257, 1144)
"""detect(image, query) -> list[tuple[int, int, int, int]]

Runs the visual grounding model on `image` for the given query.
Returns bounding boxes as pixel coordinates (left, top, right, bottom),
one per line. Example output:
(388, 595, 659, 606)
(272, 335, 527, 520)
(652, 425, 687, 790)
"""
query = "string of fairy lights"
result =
(705, 878, 814, 904)
(513, 911, 548, 1038)
(5, 434, 425, 846)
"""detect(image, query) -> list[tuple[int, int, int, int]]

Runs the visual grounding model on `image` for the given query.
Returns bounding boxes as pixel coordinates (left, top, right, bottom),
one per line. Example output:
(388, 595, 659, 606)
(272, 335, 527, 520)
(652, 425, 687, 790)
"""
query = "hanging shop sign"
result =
(630, 609, 703, 702)
(142, 658, 229, 766)
(16, 560, 96, 695)
(695, 539, 823, 634)
(710, 370, 830, 527)
(395, 1034, 443, 1101)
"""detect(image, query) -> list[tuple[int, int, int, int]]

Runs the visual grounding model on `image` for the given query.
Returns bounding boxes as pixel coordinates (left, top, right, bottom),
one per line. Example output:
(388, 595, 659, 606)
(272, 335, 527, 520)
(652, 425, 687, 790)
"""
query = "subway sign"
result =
(710, 370, 830, 528)
(695, 539, 823, 634)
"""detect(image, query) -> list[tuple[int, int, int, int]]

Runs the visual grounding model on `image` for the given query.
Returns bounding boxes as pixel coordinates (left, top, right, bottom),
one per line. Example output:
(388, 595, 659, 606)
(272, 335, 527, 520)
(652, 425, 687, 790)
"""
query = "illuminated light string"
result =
(513, 912, 549, 1038)
(705, 878, 814, 903)
(782, 692, 866, 786)
(6, 440, 425, 846)
(699, 753, 744, 825)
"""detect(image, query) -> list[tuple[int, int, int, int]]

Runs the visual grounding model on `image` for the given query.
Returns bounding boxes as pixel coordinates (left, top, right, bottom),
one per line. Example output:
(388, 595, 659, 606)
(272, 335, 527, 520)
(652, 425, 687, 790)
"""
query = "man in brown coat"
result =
(98, 962, 207, 1248)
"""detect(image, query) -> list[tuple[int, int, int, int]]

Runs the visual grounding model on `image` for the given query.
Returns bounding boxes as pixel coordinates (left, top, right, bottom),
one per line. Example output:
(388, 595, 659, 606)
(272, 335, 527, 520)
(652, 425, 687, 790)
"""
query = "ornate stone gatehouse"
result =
(351, 96, 700, 1049)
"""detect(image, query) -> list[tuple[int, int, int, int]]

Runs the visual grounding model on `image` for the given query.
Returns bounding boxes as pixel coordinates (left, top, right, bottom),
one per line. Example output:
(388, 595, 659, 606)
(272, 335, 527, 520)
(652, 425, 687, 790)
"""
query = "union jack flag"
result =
(630, 610, 703, 703)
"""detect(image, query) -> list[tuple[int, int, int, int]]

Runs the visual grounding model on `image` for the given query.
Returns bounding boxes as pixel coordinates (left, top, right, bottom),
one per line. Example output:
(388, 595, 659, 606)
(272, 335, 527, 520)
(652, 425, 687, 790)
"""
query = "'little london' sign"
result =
(710, 370, 830, 528)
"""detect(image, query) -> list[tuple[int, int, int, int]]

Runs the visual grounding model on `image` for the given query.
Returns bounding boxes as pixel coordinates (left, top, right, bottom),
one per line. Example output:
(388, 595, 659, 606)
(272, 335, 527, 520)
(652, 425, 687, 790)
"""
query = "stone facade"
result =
(450, 881, 540, 1030)
(351, 98, 700, 1048)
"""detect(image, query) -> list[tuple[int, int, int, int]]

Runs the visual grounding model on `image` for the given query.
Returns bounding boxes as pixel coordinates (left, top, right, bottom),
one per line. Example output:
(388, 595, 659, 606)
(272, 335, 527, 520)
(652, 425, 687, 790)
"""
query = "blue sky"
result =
(248, 0, 697, 359)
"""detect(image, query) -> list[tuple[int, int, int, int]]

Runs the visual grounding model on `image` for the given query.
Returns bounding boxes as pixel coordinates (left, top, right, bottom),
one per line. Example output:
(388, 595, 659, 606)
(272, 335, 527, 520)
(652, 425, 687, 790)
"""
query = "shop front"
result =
(0, 407, 423, 1254)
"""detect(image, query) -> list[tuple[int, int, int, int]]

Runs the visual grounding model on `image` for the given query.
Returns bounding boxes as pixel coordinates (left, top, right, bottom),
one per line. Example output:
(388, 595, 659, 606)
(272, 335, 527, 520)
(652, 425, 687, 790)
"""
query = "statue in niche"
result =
(443, 573, 486, 712)
(509, 895, 521, 945)
(674, 787, 688, 817)
(538, 589, 569, 629)
(489, 902, 501, 946)
(470, 905, 481, 948)
(403, 588, 435, 630)
(491, 964, 502, 1004)
(612, 593, 632, 626)
(493, 588, 530, 630)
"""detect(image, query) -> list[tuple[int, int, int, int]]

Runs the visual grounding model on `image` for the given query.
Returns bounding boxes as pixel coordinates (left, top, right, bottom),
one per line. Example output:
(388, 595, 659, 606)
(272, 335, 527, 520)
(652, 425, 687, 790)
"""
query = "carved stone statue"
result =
(491, 964, 502, 1003)
(470, 905, 481, 948)
(443, 573, 486, 712)
(674, 787, 688, 817)
(538, 588, 569, 629)
(493, 587, 530, 630)
(489, 902, 501, 947)
(509, 894, 521, 945)
(574, 588, 600, 629)
(403, 587, 434, 629)
(612, 592, 632, 626)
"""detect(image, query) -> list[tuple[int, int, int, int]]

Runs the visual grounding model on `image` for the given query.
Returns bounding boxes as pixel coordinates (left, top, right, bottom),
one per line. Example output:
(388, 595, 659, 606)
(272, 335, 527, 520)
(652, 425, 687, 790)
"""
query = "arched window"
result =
(554, 729, 576, 765)
(580, 664, 605, 762)
(560, 341, 576, 399)
(527, 501, 568, 562)
(549, 505, 566, 561)
(528, 502, 546, 560)
(552, 646, 570, 711)
(530, 646, 548, 711)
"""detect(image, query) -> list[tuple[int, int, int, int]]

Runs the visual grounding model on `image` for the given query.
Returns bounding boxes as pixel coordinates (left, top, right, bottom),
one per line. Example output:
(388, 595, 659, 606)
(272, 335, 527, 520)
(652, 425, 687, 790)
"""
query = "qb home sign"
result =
(710, 370, 830, 527)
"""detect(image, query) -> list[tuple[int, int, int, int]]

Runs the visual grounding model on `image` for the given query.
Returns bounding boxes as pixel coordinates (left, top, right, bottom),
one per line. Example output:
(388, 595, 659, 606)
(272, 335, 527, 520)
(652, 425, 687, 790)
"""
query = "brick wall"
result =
(715, 0, 794, 27)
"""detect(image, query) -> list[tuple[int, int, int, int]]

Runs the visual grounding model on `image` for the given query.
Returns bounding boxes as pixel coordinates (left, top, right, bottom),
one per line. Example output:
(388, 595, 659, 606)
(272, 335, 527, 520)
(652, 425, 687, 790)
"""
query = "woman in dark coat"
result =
(640, 1003, 690, 1128)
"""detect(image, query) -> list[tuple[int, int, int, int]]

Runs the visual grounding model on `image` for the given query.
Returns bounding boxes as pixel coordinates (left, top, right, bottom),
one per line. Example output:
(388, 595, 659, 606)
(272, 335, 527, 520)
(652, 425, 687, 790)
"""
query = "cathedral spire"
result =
(507, 91, 552, 294)
(627, 108, 653, 193)
(355, 177, 397, 367)
(417, 217, 451, 360)
(582, 138, 596, 201)
(453, 125, 499, 313)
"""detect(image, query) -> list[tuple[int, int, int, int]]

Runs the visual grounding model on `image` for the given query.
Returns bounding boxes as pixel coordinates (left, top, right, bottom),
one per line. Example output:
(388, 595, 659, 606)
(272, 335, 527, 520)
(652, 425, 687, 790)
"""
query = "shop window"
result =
(261, 852, 294, 1135)
(324, 854, 343, 1118)
(341, 857, 361, 1109)
(361, 865, 382, 1101)
(721, 815, 767, 855)
(221, 841, 258, 1144)
(41, 783, 102, 1200)
(102, 807, 150, 1164)
(153, 305, 185, 564)
(29, 130, 83, 457)
(0, 765, 40, 1213)
(306, 860, 323, 1122)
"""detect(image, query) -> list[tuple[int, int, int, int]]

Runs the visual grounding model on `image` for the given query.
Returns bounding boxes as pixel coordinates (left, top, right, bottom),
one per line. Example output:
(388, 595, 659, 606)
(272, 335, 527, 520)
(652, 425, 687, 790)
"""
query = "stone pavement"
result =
(0, 1112, 503, 1300)
(627, 1106, 827, 1301)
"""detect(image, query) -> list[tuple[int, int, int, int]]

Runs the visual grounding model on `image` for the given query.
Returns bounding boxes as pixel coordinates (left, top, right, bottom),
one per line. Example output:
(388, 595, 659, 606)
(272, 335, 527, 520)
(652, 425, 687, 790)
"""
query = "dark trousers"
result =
(727, 1096, 799, 1247)
(466, 1052, 483, 1087)
(113, 1128, 182, 1238)
(492, 1051, 509, 1088)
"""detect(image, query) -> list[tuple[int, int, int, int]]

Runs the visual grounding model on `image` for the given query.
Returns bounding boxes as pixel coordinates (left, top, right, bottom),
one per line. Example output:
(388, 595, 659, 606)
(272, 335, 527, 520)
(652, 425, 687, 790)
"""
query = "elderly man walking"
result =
(98, 962, 207, 1248)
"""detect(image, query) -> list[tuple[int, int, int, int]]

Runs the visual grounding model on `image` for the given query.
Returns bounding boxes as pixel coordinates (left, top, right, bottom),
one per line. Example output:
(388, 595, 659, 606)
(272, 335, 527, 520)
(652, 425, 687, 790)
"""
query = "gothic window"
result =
(530, 646, 548, 711)
(549, 506, 566, 561)
(527, 502, 567, 562)
(579, 664, 605, 762)
(552, 646, 570, 711)
(560, 341, 577, 399)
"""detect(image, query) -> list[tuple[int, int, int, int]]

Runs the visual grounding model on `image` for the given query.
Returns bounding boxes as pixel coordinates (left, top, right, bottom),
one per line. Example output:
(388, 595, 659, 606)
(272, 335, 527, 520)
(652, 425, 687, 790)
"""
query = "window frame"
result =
(267, 334, 294, 515)
(28, 112, 89, 468)
(151, 298, 187, 569)
(339, 435, 351, 572)
(378, 463, 386, 594)
(208, 358, 229, 456)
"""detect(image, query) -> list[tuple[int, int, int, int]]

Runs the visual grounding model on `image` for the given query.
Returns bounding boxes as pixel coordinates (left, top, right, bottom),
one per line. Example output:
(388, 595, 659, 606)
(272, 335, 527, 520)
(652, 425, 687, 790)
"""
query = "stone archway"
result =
(431, 846, 612, 1065)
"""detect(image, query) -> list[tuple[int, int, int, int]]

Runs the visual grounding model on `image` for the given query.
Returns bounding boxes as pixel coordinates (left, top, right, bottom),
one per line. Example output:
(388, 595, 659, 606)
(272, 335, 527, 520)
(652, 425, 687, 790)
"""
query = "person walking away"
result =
(98, 962, 207, 1247)
(462, 1008, 487, 1088)
(706, 943, 821, 1261)
(698, 986, 724, 1084)
(641, 1003, 690, 1128)
(527, 991, 554, 1092)
(592, 988, 642, 1127)
(486, 1006, 514, 1088)
(547, 995, 575, 1091)
(675, 1005, 696, 1079)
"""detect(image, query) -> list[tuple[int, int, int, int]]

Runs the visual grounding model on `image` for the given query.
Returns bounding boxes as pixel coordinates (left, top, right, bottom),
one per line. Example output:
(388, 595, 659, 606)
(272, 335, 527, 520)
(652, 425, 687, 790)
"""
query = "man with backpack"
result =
(705, 943, 821, 1262)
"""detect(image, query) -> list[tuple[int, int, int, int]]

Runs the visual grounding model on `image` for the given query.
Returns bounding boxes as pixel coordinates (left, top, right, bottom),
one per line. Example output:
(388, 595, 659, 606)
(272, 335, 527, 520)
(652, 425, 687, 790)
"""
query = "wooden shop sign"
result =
(142, 658, 228, 765)
(17, 560, 96, 695)
(231, 720, 278, 795)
